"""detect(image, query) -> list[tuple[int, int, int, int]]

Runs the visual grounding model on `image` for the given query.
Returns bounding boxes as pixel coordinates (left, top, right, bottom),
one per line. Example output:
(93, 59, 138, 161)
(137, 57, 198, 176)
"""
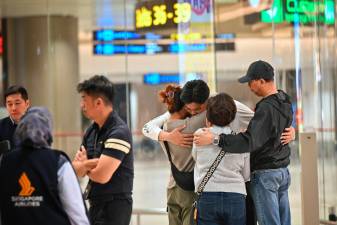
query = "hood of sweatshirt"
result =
(263, 90, 293, 124)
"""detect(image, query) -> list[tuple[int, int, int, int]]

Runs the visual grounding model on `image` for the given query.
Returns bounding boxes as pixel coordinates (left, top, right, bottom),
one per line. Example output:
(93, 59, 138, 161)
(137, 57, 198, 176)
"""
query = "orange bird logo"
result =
(18, 172, 35, 196)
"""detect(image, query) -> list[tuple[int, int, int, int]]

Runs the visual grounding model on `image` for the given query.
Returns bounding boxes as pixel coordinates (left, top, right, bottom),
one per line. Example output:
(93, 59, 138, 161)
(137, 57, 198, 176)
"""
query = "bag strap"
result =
(163, 141, 174, 164)
(196, 148, 227, 197)
(164, 137, 226, 198)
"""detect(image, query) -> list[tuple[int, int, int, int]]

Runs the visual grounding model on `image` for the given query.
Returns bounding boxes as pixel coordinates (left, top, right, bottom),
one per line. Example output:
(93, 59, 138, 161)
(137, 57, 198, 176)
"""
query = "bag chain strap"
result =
(196, 149, 226, 195)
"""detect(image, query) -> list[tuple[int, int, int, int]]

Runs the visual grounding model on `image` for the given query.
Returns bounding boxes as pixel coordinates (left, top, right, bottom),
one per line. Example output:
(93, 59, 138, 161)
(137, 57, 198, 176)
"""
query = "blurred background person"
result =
(0, 85, 30, 149)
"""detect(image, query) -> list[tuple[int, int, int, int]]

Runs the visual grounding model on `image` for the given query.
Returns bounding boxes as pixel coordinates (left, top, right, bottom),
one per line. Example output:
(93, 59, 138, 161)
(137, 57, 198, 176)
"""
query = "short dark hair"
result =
(206, 93, 236, 127)
(180, 80, 210, 104)
(77, 75, 114, 105)
(4, 85, 29, 103)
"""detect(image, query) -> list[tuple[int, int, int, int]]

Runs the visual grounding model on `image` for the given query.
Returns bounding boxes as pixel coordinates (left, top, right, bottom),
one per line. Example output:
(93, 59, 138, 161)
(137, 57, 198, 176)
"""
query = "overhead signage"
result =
(169, 43, 208, 53)
(170, 32, 202, 41)
(92, 29, 236, 55)
(143, 72, 202, 85)
(94, 43, 209, 55)
(143, 73, 180, 85)
(216, 33, 236, 39)
(94, 43, 235, 55)
(94, 44, 163, 55)
(135, 0, 192, 31)
(93, 29, 203, 42)
(261, 0, 335, 24)
(190, 0, 212, 23)
(94, 30, 142, 41)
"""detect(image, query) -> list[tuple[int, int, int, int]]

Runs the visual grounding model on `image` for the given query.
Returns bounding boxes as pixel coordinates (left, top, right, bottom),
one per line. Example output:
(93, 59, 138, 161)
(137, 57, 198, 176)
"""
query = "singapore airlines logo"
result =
(11, 172, 43, 207)
(19, 172, 35, 196)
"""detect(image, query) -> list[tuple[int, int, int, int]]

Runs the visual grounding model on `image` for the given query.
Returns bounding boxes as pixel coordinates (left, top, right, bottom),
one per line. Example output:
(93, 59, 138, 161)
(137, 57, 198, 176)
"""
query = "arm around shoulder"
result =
(142, 111, 170, 141)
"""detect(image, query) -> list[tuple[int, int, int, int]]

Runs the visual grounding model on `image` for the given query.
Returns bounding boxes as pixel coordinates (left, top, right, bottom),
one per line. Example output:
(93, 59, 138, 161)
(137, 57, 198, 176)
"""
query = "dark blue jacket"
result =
(0, 116, 17, 149)
(0, 147, 72, 225)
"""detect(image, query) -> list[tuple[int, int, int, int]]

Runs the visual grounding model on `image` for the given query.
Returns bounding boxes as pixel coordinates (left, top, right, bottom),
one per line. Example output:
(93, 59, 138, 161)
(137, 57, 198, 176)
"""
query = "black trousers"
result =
(89, 198, 132, 225)
(245, 182, 257, 225)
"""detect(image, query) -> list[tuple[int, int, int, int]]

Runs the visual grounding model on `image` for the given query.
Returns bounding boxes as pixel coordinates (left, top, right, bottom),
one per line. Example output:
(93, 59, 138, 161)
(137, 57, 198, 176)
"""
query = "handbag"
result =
(163, 141, 195, 191)
(190, 148, 227, 225)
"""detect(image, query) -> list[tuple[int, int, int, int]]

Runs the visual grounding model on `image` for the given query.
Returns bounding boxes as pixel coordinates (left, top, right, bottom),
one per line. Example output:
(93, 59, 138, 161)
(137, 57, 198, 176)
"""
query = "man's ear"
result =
(95, 97, 103, 106)
(260, 79, 266, 84)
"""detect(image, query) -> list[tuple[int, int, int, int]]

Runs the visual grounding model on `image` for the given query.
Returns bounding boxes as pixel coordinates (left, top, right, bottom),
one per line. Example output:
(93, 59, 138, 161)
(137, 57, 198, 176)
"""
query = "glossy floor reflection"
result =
(80, 150, 336, 225)
(133, 159, 302, 225)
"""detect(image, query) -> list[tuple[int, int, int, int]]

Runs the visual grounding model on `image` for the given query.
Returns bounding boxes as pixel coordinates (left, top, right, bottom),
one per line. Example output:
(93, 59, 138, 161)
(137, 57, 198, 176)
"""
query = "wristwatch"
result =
(213, 134, 220, 146)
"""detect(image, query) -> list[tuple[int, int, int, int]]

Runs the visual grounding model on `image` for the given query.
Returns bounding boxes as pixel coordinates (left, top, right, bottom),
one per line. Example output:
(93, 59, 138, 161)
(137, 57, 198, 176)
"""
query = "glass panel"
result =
(315, 9, 337, 220)
(129, 1, 217, 223)
(213, 0, 309, 224)
(269, 0, 337, 222)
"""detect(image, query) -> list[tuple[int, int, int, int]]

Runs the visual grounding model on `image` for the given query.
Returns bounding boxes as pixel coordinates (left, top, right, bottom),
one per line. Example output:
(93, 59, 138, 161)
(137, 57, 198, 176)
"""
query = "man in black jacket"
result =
(0, 85, 30, 149)
(194, 60, 293, 225)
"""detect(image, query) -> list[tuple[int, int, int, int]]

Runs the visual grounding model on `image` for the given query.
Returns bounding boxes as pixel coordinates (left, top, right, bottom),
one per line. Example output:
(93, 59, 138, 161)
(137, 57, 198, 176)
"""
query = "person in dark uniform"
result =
(72, 75, 134, 225)
(0, 85, 30, 149)
(0, 107, 90, 225)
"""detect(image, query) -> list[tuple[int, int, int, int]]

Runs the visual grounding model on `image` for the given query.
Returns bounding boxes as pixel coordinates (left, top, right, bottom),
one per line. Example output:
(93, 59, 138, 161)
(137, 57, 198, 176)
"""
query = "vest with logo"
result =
(0, 147, 72, 225)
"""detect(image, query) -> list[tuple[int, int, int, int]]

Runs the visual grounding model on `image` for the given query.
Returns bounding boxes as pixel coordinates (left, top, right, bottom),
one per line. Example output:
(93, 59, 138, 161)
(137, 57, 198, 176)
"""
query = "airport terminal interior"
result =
(0, 0, 336, 224)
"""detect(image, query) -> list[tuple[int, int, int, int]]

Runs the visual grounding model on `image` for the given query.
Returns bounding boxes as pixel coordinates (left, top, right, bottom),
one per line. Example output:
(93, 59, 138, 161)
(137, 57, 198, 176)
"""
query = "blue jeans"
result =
(197, 192, 246, 225)
(249, 167, 291, 225)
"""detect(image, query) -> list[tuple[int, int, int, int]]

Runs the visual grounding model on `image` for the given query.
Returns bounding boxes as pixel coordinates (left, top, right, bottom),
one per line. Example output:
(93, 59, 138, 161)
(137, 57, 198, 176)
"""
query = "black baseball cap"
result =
(238, 60, 274, 83)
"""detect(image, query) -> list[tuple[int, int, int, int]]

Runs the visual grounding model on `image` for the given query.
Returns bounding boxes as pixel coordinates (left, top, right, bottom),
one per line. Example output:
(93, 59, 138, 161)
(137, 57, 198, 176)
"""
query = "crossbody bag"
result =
(191, 147, 227, 225)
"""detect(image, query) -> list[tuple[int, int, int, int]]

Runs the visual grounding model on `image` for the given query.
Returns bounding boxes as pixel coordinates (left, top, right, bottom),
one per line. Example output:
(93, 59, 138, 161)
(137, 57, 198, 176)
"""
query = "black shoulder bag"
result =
(191, 148, 227, 225)
(163, 141, 195, 191)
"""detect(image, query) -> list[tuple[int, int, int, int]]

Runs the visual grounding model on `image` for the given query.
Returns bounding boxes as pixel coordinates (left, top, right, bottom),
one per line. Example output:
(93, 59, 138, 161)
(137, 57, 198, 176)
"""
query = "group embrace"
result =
(143, 60, 294, 225)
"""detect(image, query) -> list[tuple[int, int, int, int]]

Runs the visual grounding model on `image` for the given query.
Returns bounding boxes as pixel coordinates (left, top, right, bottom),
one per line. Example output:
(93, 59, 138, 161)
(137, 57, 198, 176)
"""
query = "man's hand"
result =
(74, 145, 87, 162)
(193, 128, 215, 146)
(84, 159, 99, 170)
(280, 127, 296, 145)
(160, 125, 194, 147)
(72, 146, 94, 177)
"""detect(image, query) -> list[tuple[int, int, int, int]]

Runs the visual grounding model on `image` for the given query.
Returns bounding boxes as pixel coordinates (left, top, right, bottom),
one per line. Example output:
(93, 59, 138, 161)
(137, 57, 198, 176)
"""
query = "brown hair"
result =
(206, 93, 237, 127)
(158, 84, 185, 114)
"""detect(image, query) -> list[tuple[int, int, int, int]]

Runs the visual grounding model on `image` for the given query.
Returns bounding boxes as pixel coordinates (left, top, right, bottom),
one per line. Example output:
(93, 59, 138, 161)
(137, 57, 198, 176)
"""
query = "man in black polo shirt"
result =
(0, 85, 30, 149)
(72, 75, 134, 225)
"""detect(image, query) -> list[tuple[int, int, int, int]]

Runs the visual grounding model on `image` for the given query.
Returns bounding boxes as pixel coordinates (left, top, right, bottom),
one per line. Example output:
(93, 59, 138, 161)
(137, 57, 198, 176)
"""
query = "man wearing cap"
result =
(194, 60, 293, 225)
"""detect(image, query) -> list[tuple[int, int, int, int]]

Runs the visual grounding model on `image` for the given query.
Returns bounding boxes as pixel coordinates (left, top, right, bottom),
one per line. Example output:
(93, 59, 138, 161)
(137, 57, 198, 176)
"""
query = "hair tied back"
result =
(166, 91, 174, 99)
